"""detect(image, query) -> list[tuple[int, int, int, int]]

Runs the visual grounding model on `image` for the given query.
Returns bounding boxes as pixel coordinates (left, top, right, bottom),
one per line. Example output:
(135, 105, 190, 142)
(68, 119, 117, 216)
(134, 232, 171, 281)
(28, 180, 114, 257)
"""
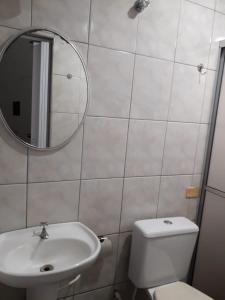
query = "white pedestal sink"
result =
(0, 222, 101, 300)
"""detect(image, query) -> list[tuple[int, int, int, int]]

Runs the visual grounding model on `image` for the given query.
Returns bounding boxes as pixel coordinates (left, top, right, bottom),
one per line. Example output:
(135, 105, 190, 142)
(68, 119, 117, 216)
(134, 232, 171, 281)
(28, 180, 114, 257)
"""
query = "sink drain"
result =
(40, 264, 54, 272)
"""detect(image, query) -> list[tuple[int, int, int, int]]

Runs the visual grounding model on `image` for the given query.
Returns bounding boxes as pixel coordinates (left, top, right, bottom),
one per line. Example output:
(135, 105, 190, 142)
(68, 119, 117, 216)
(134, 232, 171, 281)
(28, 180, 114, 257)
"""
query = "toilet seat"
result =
(153, 282, 213, 300)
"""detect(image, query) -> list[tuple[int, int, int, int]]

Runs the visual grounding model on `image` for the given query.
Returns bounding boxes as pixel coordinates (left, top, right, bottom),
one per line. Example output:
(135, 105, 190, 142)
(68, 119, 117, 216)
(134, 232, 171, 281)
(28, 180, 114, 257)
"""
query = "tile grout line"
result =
(77, 0, 93, 225)
(199, 7, 216, 122)
(191, 8, 216, 183)
(191, 124, 202, 182)
(0, 173, 204, 187)
(83, 41, 218, 71)
(25, 148, 29, 228)
(25, 2, 33, 229)
(72, 283, 115, 297)
(118, 54, 137, 233)
(113, 59, 135, 288)
(118, 12, 140, 232)
(186, 0, 216, 11)
(77, 125, 84, 223)
(85, 114, 210, 125)
(114, 9, 141, 287)
(30, 0, 33, 26)
(156, 0, 183, 217)
(0, 27, 218, 73)
(0, 23, 217, 74)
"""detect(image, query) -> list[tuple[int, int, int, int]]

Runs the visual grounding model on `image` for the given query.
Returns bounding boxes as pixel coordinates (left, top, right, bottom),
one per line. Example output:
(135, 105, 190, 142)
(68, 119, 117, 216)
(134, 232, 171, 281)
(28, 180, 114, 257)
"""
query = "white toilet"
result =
(128, 217, 213, 300)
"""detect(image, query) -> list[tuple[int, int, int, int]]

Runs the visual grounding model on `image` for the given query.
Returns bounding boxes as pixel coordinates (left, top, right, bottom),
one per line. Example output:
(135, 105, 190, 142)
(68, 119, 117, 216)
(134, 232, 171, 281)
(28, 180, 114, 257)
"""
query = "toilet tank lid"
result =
(134, 217, 199, 238)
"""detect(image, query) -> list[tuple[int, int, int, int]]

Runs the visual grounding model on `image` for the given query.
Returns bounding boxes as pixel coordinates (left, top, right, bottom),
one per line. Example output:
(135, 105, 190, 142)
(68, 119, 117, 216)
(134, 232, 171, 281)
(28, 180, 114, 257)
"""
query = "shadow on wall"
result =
(0, 0, 21, 19)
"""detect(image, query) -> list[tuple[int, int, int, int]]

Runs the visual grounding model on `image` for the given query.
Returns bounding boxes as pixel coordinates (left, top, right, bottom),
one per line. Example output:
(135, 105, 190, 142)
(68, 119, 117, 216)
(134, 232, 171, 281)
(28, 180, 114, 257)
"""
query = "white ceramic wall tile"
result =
(0, 0, 213, 297)
(28, 128, 83, 182)
(115, 232, 131, 283)
(90, 0, 138, 52)
(52, 75, 83, 114)
(27, 181, 79, 226)
(82, 117, 128, 179)
(192, 174, 202, 187)
(187, 197, 199, 222)
(176, 1, 214, 66)
(88, 46, 134, 118)
(79, 178, 123, 235)
(76, 43, 88, 65)
(0, 124, 27, 184)
(215, 0, 225, 13)
(49, 113, 79, 148)
(201, 70, 216, 123)
(32, 0, 90, 42)
(75, 234, 118, 293)
(126, 120, 166, 177)
(136, 0, 180, 61)
(120, 177, 159, 232)
(194, 124, 209, 173)
(52, 39, 86, 77)
(190, 0, 216, 9)
(0, 26, 18, 45)
(162, 122, 199, 175)
(0, 184, 26, 233)
(75, 286, 113, 300)
(131, 55, 173, 120)
(0, 0, 31, 28)
(208, 12, 225, 70)
(157, 175, 192, 217)
(168, 63, 206, 122)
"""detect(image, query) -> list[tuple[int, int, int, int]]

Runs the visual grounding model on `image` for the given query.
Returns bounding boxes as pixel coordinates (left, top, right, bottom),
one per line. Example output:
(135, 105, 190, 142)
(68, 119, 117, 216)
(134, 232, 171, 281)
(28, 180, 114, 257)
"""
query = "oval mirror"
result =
(0, 28, 88, 150)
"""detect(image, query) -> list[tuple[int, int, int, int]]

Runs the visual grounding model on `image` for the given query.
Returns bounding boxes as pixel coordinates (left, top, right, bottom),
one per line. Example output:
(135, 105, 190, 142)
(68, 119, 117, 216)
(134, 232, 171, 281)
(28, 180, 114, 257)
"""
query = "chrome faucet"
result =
(134, 0, 150, 12)
(39, 222, 49, 240)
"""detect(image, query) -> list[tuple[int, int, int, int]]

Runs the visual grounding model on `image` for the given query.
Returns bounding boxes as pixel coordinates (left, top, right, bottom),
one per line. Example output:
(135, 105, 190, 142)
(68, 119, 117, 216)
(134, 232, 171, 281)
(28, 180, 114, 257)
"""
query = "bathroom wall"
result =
(0, 0, 222, 299)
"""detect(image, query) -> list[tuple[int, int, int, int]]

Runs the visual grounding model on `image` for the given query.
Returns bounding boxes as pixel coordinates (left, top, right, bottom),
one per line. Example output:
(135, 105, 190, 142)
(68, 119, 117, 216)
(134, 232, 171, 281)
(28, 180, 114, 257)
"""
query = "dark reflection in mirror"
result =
(0, 29, 88, 149)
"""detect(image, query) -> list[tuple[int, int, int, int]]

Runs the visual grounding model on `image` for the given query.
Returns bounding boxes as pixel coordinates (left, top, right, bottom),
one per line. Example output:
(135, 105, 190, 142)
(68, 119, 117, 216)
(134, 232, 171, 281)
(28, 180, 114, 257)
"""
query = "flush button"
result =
(164, 220, 173, 225)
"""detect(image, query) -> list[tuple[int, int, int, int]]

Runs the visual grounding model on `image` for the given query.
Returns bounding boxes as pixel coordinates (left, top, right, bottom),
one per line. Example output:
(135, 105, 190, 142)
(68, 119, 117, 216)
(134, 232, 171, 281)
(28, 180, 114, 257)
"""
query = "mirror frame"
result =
(0, 27, 89, 151)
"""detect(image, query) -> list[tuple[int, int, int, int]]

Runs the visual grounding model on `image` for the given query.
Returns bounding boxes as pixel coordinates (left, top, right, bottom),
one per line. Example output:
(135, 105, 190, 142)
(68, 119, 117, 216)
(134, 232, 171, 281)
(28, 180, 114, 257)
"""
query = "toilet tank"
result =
(128, 217, 199, 289)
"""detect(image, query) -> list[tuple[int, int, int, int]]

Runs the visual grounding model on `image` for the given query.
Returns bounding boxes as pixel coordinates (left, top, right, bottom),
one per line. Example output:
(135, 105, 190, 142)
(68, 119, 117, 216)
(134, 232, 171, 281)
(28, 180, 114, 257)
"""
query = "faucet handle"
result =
(40, 222, 48, 227)
(39, 222, 49, 240)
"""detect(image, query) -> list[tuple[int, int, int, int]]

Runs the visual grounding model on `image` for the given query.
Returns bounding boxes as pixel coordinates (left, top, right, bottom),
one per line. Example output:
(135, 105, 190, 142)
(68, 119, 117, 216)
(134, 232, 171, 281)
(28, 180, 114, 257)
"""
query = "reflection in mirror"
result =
(0, 29, 88, 149)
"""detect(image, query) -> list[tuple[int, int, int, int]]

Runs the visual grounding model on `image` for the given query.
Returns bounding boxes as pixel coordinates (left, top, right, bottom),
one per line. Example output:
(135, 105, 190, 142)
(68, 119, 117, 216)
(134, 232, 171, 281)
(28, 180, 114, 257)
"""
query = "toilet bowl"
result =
(147, 282, 213, 300)
(128, 217, 213, 300)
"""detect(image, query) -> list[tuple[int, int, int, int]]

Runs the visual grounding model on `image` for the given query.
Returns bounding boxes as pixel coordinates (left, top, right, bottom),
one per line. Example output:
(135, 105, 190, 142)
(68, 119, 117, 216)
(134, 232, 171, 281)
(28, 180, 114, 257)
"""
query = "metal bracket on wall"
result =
(197, 63, 207, 75)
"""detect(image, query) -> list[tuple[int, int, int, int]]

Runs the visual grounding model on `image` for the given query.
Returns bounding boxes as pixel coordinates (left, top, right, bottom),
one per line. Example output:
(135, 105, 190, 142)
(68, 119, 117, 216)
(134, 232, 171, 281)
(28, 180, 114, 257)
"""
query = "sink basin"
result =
(0, 222, 101, 300)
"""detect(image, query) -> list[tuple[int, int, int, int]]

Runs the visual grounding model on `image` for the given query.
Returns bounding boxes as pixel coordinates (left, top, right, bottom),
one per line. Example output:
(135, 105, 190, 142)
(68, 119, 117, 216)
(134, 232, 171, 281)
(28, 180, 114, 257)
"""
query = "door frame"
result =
(190, 41, 225, 282)
(197, 41, 225, 227)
